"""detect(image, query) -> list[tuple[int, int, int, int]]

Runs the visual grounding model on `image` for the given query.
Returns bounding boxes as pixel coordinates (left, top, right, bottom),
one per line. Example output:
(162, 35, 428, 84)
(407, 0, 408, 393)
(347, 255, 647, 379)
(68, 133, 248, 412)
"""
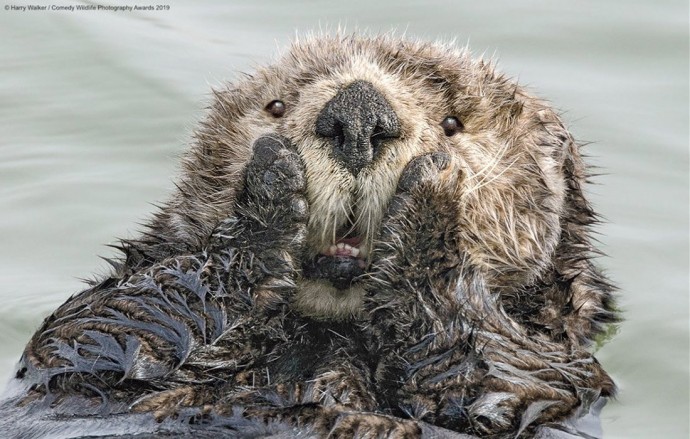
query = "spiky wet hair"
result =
(114, 34, 615, 345)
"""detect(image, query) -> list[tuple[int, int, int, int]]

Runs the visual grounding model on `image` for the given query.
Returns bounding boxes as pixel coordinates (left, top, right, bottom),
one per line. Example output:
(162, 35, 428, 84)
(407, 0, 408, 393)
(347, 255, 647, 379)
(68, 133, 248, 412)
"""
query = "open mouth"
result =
(302, 222, 368, 290)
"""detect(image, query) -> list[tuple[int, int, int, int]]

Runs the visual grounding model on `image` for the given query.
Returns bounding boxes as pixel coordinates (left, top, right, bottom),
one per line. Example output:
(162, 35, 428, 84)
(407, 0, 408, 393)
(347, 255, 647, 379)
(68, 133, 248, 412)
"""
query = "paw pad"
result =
(397, 152, 451, 193)
(246, 135, 306, 200)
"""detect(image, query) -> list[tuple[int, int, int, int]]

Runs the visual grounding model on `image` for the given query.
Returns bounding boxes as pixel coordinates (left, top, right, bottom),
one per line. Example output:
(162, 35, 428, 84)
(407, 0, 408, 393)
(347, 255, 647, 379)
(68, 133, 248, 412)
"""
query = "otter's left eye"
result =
(265, 100, 286, 118)
(440, 116, 463, 136)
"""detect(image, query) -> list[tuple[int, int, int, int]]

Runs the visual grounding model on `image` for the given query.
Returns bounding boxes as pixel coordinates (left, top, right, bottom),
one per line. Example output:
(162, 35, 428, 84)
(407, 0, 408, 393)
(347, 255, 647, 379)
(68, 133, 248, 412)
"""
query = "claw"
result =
(397, 152, 452, 193)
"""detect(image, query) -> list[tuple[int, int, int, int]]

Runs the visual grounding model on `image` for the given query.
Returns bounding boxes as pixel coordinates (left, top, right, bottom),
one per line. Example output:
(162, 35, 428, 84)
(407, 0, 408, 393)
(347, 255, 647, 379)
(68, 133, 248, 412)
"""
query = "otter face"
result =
(183, 35, 576, 320)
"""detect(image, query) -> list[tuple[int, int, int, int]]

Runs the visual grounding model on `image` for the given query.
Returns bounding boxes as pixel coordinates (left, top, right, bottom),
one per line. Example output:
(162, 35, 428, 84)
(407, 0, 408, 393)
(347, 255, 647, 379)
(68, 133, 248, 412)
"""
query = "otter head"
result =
(165, 35, 612, 339)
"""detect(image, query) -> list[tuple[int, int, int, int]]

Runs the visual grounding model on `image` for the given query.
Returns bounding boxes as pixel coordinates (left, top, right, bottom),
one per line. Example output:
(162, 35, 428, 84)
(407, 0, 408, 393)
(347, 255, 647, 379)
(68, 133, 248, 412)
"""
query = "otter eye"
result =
(440, 116, 463, 136)
(265, 100, 286, 118)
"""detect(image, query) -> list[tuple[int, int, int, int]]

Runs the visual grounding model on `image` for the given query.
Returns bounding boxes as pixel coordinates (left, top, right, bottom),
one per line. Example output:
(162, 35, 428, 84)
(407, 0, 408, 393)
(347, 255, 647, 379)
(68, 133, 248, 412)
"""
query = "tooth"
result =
(351, 248, 360, 257)
(343, 243, 352, 250)
(329, 245, 337, 255)
(337, 243, 345, 250)
(359, 246, 368, 258)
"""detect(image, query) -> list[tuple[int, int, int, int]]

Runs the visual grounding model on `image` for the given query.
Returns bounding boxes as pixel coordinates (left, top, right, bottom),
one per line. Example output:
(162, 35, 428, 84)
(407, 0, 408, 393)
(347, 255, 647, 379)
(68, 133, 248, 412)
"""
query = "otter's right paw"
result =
(232, 134, 309, 239)
(208, 135, 308, 308)
(243, 135, 307, 221)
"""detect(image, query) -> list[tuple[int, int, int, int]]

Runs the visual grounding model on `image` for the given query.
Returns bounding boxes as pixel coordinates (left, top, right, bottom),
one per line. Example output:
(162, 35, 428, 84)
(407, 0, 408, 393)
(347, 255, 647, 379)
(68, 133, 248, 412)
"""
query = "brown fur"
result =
(12, 34, 617, 438)
(127, 34, 615, 341)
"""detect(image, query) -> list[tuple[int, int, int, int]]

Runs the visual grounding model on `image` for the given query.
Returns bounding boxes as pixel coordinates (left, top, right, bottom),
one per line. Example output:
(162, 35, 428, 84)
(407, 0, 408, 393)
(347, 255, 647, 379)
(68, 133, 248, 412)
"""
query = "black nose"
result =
(315, 80, 400, 176)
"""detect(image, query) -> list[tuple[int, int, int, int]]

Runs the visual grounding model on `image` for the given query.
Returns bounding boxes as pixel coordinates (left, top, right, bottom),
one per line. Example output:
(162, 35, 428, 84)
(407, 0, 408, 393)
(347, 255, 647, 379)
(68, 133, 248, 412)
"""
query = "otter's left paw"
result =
(384, 152, 454, 219)
(397, 152, 452, 193)
(368, 151, 463, 288)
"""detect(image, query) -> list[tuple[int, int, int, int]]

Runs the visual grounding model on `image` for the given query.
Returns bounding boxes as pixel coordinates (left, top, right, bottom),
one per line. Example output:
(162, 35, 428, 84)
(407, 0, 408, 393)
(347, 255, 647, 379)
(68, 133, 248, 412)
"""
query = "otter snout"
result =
(315, 80, 400, 176)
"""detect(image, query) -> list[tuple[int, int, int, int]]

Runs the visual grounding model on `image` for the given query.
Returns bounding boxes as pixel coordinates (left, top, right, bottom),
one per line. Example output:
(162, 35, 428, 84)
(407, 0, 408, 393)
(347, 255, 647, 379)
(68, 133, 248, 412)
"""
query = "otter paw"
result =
(329, 413, 422, 439)
(384, 152, 456, 220)
(373, 151, 460, 261)
(235, 134, 308, 235)
(396, 152, 451, 193)
(245, 135, 306, 206)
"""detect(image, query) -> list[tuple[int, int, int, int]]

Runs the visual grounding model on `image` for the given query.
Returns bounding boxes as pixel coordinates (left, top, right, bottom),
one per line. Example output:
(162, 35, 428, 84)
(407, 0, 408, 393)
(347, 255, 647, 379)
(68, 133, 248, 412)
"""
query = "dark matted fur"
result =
(11, 34, 616, 438)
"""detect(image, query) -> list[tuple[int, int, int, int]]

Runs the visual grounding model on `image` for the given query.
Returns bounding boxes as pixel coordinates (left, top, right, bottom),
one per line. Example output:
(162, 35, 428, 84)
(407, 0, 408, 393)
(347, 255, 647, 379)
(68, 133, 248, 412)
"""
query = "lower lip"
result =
(303, 254, 366, 290)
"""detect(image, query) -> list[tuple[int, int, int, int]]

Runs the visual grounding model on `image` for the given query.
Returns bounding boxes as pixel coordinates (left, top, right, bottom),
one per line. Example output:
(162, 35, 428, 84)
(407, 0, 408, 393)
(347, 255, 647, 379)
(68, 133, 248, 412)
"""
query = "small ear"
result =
(501, 130, 618, 347)
(535, 135, 618, 347)
(553, 137, 618, 346)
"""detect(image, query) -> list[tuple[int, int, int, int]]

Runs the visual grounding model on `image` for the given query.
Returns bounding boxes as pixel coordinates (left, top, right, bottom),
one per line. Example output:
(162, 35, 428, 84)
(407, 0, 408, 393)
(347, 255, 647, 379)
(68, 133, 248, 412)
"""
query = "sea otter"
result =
(1, 35, 617, 438)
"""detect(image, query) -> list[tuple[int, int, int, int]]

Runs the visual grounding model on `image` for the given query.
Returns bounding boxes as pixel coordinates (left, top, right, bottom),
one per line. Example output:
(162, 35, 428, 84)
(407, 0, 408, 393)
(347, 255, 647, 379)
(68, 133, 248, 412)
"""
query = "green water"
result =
(1, 1, 688, 437)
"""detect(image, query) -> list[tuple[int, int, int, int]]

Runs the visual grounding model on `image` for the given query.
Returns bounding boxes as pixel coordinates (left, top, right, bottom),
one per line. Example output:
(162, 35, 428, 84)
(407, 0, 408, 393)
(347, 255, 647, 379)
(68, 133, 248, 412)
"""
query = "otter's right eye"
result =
(265, 100, 286, 118)
(441, 116, 463, 136)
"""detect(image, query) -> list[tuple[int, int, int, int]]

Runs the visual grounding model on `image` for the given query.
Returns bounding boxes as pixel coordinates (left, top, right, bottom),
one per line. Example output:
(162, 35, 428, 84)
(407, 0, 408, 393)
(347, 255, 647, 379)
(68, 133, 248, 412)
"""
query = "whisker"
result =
(466, 139, 510, 186)
(466, 156, 520, 195)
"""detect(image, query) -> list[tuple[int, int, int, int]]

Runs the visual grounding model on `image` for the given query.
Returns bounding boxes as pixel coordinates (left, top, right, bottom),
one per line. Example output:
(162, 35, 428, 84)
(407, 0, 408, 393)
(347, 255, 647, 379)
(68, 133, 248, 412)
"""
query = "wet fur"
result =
(11, 34, 616, 438)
